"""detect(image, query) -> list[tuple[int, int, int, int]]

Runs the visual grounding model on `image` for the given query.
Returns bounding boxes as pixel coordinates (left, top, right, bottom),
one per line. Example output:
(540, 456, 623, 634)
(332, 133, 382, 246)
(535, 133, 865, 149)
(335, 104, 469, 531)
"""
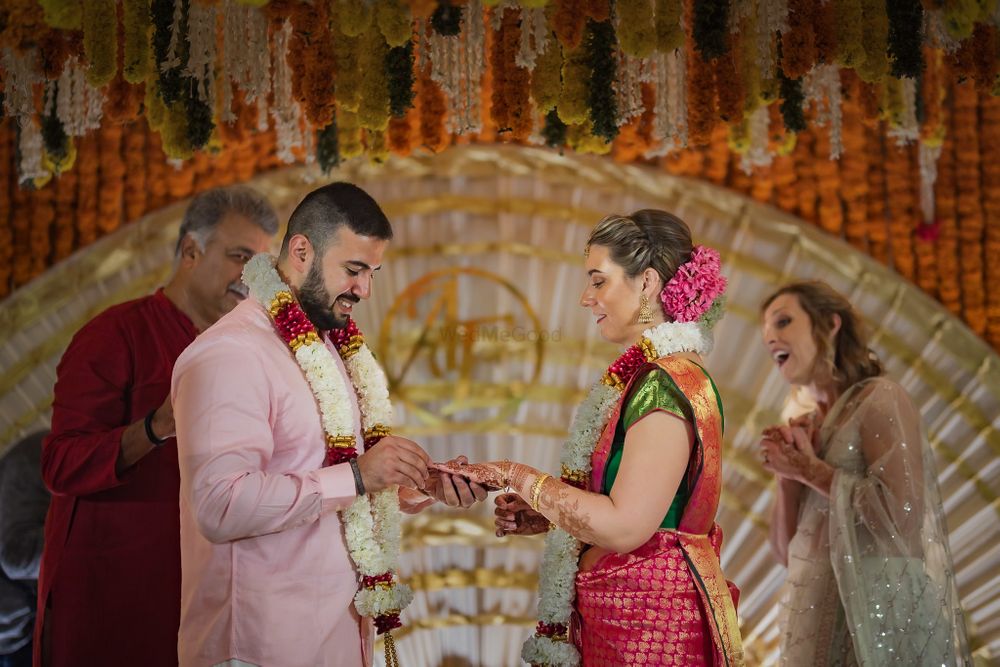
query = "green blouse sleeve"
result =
(622, 368, 692, 431)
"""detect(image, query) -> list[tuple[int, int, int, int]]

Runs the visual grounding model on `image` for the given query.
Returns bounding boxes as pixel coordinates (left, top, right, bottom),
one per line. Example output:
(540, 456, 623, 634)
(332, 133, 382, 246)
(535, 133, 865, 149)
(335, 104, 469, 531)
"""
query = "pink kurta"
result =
(171, 298, 372, 667)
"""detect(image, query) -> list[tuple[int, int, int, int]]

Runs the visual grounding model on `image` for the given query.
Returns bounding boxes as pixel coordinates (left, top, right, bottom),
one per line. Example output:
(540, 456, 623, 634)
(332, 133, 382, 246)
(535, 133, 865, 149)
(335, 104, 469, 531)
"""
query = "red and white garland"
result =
(242, 254, 412, 638)
(522, 320, 713, 665)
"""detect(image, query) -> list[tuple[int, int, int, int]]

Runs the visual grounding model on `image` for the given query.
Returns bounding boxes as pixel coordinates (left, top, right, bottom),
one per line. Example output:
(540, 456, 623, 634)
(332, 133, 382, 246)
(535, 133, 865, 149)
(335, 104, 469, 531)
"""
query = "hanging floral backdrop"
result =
(1, 0, 999, 349)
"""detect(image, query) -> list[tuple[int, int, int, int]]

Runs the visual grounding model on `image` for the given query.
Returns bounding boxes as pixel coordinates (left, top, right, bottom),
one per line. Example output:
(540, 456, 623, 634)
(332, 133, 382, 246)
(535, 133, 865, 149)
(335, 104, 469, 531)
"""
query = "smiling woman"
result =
(757, 281, 970, 666)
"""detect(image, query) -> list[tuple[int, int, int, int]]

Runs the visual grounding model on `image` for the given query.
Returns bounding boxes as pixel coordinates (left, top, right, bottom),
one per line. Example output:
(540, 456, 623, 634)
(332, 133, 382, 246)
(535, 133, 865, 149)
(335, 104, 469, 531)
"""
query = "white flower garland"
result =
(523, 320, 711, 666)
(242, 255, 412, 622)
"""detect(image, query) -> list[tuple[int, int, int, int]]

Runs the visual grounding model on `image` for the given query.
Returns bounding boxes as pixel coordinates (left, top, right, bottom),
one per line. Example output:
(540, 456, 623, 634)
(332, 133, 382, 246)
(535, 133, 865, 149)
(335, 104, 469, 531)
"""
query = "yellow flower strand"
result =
(338, 107, 364, 159)
(39, 0, 81, 30)
(531, 38, 562, 113)
(558, 43, 591, 125)
(617, 0, 655, 58)
(835, 0, 865, 69)
(358, 25, 391, 132)
(655, 0, 683, 53)
(857, 0, 888, 83)
(123, 0, 152, 84)
(83, 0, 116, 87)
(377, 0, 413, 48)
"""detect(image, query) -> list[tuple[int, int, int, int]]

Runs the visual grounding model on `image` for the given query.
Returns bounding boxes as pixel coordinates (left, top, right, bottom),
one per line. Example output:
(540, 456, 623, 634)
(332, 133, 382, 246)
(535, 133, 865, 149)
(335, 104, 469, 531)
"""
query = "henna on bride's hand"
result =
(509, 463, 534, 493)
(445, 463, 506, 491)
(540, 482, 595, 543)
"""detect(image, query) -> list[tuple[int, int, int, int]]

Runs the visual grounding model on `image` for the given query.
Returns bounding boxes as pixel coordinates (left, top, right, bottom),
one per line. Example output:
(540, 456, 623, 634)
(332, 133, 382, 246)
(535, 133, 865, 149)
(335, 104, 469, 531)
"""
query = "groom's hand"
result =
(357, 436, 430, 493)
(427, 456, 488, 508)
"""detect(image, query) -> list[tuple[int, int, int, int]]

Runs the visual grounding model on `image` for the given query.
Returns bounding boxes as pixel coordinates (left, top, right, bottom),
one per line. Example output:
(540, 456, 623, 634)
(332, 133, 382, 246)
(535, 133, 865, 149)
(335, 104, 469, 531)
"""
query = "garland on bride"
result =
(523, 246, 726, 666)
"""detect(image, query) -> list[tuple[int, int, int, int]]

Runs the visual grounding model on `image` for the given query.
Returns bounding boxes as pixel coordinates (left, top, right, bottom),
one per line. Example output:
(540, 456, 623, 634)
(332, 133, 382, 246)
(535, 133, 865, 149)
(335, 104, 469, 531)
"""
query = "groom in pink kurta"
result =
(172, 183, 485, 667)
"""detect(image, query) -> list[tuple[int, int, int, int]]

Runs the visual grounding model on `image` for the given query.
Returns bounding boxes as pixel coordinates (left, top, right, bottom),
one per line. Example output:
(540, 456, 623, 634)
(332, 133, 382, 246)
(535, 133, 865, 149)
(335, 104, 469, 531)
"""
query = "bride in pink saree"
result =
(438, 210, 744, 666)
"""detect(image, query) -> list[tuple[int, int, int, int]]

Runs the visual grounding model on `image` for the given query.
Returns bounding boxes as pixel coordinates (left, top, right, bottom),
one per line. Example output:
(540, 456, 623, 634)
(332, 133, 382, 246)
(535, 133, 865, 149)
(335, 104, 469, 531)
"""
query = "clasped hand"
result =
(355, 437, 487, 508)
(430, 459, 550, 538)
(758, 415, 821, 482)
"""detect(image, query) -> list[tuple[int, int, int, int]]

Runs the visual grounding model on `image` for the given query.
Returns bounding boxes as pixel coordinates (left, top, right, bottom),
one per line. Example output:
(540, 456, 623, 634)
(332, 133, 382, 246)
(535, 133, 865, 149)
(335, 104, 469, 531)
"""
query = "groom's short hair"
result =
(279, 182, 393, 257)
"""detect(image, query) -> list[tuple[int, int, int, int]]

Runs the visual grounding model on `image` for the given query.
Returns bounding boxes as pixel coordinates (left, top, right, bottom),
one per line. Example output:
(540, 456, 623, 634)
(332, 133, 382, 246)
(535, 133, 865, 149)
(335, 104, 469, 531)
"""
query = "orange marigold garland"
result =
(209, 140, 237, 187)
(492, 7, 534, 141)
(685, 5, 716, 146)
(145, 125, 169, 211)
(583, 0, 610, 23)
(932, 133, 959, 313)
(11, 169, 31, 289)
(388, 113, 415, 155)
(780, 0, 817, 80)
(287, 0, 337, 128)
(865, 126, 890, 264)
(953, 80, 985, 334)
(52, 135, 78, 262)
(792, 127, 818, 224)
(980, 94, 1000, 347)
(812, 122, 843, 236)
(29, 179, 54, 280)
(165, 155, 196, 201)
(813, 0, 838, 65)
(771, 151, 799, 214)
(123, 122, 147, 222)
(714, 33, 745, 124)
(0, 118, 17, 290)
(97, 124, 125, 236)
(840, 79, 870, 252)
(75, 132, 99, 247)
(883, 140, 916, 281)
(553, 0, 587, 51)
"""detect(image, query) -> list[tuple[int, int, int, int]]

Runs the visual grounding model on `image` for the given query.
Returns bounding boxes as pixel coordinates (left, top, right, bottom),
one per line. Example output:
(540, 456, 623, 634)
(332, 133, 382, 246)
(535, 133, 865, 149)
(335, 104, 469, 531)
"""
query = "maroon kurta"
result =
(37, 289, 197, 667)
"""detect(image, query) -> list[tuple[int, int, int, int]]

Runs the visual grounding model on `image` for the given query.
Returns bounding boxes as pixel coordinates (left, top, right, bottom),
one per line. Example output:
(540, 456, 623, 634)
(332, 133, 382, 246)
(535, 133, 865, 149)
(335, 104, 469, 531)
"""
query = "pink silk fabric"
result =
(574, 356, 744, 666)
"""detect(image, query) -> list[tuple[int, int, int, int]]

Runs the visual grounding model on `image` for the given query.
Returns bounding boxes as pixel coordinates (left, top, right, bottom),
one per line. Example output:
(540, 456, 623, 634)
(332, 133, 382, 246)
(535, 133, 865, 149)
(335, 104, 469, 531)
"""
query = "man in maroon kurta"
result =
(36, 186, 278, 667)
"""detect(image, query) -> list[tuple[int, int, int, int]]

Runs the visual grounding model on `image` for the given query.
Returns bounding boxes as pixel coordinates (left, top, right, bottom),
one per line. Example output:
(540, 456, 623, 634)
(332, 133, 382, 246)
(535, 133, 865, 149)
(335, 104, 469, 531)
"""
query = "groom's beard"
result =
(298, 262, 357, 331)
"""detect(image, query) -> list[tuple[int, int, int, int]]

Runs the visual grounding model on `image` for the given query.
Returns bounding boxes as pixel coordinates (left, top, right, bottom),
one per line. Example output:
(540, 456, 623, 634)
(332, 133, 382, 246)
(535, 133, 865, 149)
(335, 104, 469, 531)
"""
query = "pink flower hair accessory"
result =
(659, 245, 728, 324)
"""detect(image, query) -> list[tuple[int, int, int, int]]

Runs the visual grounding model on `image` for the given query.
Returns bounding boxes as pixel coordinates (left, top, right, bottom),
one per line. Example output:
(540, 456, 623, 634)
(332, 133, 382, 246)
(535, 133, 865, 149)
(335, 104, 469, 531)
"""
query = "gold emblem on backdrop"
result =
(377, 268, 548, 431)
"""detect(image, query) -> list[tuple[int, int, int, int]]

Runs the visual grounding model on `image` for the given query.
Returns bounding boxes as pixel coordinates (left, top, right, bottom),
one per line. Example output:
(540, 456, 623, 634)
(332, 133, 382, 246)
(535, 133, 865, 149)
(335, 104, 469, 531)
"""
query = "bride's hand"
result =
(430, 460, 508, 491)
(424, 456, 489, 508)
(494, 493, 549, 537)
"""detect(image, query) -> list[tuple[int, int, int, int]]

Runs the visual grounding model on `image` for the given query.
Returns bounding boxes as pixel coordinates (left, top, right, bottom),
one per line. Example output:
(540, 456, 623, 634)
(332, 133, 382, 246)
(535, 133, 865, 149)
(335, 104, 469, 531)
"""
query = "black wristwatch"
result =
(144, 409, 169, 447)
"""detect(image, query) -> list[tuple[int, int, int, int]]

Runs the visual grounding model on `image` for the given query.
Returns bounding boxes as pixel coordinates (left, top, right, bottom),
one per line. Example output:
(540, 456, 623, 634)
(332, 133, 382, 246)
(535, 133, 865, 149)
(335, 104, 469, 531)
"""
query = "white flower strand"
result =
(185, 1, 217, 104)
(525, 320, 711, 666)
(1, 48, 47, 184)
(243, 254, 411, 622)
(918, 141, 943, 224)
(516, 6, 549, 69)
(271, 20, 305, 164)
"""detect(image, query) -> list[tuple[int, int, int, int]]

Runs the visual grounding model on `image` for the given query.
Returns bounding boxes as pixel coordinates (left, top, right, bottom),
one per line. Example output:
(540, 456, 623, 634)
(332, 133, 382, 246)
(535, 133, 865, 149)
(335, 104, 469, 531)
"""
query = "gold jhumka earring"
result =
(637, 293, 654, 324)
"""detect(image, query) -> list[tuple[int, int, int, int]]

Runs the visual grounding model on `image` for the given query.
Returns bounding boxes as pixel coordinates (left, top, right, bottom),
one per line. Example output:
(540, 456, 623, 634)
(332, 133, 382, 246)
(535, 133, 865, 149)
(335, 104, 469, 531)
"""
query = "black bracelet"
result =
(144, 409, 169, 446)
(349, 458, 366, 496)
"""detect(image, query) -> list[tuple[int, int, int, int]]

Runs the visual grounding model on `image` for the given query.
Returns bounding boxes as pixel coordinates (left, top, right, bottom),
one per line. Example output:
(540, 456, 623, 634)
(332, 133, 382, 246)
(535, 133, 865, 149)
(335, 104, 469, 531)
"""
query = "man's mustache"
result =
(335, 293, 360, 305)
(229, 282, 249, 298)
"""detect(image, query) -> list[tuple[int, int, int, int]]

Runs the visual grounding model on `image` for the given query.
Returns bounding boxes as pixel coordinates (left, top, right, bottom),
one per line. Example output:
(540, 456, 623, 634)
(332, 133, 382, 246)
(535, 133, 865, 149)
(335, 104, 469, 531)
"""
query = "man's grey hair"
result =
(175, 185, 279, 257)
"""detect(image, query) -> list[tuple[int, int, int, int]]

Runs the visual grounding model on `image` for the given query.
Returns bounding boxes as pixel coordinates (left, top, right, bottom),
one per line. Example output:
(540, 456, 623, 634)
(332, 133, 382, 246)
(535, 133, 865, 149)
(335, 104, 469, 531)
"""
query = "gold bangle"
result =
(529, 473, 551, 512)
